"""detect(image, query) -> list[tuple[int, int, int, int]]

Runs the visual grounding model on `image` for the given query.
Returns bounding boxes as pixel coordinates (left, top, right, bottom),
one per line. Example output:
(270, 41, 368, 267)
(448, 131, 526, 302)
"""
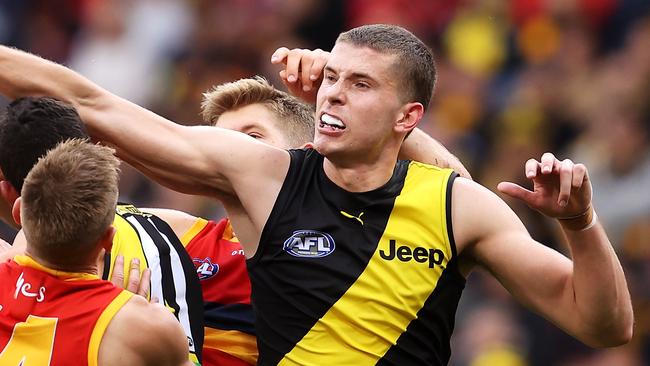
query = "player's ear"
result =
(11, 197, 21, 227)
(100, 226, 116, 252)
(395, 102, 423, 134)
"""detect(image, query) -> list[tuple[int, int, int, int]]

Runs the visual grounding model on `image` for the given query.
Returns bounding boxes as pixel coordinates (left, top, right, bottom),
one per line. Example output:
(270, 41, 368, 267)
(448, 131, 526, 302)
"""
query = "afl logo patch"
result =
(283, 230, 336, 258)
(193, 257, 219, 280)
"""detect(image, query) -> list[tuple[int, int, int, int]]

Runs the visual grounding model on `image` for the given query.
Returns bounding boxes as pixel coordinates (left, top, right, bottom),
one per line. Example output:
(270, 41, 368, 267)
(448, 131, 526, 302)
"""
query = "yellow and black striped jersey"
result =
(248, 149, 465, 366)
(106, 204, 204, 365)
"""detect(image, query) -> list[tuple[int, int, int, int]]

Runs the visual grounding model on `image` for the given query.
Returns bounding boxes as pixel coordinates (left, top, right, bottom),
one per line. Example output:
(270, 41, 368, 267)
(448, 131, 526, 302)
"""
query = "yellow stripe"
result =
(88, 291, 134, 366)
(280, 163, 453, 365)
(204, 327, 258, 365)
(189, 353, 200, 365)
(13, 255, 99, 281)
(180, 218, 209, 247)
(110, 214, 148, 290)
(222, 220, 240, 243)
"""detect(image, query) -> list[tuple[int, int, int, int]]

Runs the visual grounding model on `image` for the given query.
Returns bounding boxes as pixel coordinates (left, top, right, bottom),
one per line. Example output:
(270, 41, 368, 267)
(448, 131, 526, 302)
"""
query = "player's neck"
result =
(25, 248, 100, 275)
(323, 155, 397, 193)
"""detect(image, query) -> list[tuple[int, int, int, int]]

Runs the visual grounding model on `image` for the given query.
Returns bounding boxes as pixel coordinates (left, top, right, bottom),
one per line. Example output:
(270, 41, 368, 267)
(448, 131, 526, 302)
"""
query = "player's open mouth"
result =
(320, 113, 346, 131)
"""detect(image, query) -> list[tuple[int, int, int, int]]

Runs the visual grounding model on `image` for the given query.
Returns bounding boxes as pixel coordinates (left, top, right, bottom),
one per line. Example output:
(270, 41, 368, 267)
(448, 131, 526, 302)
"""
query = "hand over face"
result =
(497, 152, 592, 218)
(271, 47, 330, 104)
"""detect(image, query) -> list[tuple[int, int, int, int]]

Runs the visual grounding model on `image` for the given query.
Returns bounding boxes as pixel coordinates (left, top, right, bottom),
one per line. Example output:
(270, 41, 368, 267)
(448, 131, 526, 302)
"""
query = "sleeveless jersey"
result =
(182, 218, 257, 366)
(248, 149, 465, 366)
(109, 204, 204, 365)
(0, 255, 133, 365)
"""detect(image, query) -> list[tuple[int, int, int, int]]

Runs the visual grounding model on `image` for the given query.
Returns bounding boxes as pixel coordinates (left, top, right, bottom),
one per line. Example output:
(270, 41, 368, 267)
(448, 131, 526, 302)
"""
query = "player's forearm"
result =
(116, 134, 232, 198)
(0, 45, 96, 105)
(563, 219, 633, 347)
(399, 128, 472, 179)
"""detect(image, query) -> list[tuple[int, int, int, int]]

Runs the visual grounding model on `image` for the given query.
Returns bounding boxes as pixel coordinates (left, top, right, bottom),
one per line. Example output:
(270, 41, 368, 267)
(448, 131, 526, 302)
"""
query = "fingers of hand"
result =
(110, 255, 125, 287)
(279, 70, 288, 84)
(126, 258, 141, 293)
(540, 152, 556, 174)
(300, 55, 315, 91)
(285, 48, 303, 84)
(497, 181, 534, 203)
(572, 163, 587, 189)
(309, 49, 328, 82)
(558, 159, 574, 206)
(138, 268, 151, 298)
(270, 47, 290, 64)
(525, 159, 539, 179)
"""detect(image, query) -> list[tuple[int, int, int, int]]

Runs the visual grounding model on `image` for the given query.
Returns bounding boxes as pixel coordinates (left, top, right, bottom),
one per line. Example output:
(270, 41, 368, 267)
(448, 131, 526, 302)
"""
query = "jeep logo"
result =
(283, 230, 336, 258)
(379, 240, 444, 268)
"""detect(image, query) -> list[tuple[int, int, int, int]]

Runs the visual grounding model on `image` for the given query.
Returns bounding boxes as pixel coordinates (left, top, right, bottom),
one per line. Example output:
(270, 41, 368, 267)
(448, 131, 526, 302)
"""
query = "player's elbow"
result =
(604, 320, 634, 347)
(582, 317, 634, 348)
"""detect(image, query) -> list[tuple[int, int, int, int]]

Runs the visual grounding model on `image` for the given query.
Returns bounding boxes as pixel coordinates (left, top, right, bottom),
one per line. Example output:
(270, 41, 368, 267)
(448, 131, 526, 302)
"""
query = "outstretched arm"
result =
(455, 153, 633, 347)
(0, 46, 287, 241)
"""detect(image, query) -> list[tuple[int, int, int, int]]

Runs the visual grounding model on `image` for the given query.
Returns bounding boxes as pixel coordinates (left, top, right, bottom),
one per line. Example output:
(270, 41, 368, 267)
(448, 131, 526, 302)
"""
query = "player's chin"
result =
(311, 137, 332, 155)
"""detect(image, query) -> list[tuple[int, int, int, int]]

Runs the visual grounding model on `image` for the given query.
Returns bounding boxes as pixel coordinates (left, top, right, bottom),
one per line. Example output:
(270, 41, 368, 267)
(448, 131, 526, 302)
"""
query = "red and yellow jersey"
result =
(182, 218, 257, 366)
(0, 255, 132, 366)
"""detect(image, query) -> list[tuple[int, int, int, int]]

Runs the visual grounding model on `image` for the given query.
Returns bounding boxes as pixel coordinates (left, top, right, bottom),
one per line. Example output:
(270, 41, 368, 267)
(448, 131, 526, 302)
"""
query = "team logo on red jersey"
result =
(193, 257, 219, 280)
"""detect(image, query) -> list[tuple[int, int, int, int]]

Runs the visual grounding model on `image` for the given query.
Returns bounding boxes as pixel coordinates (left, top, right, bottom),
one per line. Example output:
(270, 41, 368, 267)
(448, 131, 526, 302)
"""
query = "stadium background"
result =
(1, 0, 649, 365)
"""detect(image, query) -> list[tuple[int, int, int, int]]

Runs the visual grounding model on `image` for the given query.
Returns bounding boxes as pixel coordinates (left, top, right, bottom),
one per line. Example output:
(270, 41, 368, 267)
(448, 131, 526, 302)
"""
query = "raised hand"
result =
(497, 152, 593, 224)
(271, 47, 330, 104)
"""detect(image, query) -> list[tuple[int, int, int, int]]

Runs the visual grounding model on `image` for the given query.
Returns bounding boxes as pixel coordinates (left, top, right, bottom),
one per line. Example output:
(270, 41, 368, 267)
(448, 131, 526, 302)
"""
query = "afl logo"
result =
(193, 257, 219, 280)
(283, 230, 336, 258)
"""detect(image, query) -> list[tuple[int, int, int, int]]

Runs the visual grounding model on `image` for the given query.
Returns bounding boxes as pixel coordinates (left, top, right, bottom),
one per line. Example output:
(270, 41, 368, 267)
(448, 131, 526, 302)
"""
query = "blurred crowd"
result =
(1, 0, 649, 365)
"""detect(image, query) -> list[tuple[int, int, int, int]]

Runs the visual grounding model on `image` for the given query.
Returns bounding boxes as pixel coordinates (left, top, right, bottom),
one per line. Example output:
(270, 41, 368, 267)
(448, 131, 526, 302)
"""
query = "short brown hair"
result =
(201, 76, 314, 147)
(337, 24, 437, 110)
(21, 139, 120, 267)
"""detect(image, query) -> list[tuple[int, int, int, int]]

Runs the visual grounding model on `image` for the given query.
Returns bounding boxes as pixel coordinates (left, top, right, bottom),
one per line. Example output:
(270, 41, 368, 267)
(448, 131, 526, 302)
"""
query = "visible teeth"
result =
(321, 114, 344, 128)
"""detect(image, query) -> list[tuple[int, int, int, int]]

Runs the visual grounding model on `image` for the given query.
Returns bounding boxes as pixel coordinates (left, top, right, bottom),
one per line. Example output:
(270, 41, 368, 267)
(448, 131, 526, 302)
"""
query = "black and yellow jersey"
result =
(248, 149, 465, 366)
(106, 204, 204, 365)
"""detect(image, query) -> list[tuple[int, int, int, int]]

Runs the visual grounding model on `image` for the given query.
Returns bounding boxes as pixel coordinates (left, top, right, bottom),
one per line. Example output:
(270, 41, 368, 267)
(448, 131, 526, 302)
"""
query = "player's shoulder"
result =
(101, 296, 189, 365)
(119, 295, 181, 333)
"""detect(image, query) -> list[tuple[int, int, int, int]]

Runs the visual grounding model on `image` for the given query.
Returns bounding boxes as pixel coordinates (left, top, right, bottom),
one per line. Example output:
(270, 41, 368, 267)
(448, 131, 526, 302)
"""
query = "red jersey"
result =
(182, 218, 256, 366)
(0, 255, 132, 366)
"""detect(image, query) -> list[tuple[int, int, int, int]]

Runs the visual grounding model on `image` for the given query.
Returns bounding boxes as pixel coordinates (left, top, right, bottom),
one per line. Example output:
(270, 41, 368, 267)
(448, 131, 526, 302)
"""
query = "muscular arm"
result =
(454, 178, 632, 347)
(99, 296, 193, 366)
(0, 46, 286, 247)
(399, 128, 471, 179)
